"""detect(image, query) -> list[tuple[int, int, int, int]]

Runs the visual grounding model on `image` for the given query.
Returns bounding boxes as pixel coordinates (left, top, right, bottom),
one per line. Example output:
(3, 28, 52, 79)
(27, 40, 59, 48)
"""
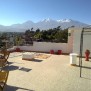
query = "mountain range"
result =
(0, 19, 89, 32)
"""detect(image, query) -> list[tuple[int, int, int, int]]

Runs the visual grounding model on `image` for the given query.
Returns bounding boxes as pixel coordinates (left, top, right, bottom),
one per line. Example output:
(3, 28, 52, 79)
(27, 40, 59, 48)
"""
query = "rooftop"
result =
(3, 52, 91, 91)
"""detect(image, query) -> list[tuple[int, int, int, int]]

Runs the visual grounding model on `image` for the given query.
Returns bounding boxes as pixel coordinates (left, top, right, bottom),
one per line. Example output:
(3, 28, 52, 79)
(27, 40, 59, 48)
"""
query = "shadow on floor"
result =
(3, 65, 32, 72)
(81, 76, 91, 80)
(30, 59, 43, 62)
(75, 65, 91, 80)
(5, 85, 34, 91)
(8, 62, 15, 65)
(19, 67, 32, 72)
(2, 65, 19, 71)
(82, 66, 91, 69)
(75, 65, 91, 69)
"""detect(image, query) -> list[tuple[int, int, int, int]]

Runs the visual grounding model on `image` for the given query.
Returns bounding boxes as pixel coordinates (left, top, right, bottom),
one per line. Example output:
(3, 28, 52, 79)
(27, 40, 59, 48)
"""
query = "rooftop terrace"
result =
(2, 52, 91, 91)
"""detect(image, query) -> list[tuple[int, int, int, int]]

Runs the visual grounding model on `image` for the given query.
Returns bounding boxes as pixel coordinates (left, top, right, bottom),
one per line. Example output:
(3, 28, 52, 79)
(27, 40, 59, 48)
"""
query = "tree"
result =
(24, 26, 68, 43)
(25, 29, 31, 37)
(56, 26, 62, 30)
(31, 27, 33, 31)
(35, 28, 40, 33)
(1, 32, 7, 39)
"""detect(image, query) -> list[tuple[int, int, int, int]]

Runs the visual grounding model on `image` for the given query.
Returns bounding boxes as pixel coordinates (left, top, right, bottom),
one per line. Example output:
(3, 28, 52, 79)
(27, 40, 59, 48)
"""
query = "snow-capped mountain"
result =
(0, 19, 89, 32)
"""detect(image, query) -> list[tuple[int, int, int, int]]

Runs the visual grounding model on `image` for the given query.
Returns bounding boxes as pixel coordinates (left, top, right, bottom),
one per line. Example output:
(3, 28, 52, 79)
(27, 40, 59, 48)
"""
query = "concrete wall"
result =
(70, 27, 91, 57)
(8, 29, 75, 54)
(17, 42, 69, 53)
(67, 28, 74, 53)
(8, 27, 91, 56)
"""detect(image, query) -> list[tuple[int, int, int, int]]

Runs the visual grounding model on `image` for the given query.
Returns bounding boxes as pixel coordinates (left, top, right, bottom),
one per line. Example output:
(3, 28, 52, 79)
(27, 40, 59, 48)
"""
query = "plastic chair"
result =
(0, 71, 9, 91)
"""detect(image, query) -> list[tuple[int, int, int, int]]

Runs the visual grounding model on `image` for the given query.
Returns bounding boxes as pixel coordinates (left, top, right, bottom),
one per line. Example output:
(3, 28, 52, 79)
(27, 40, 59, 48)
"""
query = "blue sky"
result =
(0, 0, 91, 26)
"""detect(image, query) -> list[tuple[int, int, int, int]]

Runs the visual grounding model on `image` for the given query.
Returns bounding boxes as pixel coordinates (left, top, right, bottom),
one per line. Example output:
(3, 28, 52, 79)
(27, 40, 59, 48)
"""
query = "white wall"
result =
(71, 27, 91, 57)
(33, 42, 68, 53)
(17, 42, 69, 53)
(11, 27, 91, 56)
(9, 29, 76, 54)
(72, 28, 82, 54)
(67, 28, 74, 53)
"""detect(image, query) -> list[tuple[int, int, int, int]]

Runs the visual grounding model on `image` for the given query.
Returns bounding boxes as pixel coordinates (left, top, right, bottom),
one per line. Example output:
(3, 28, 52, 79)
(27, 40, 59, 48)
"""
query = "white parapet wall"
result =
(17, 42, 70, 54)
(33, 42, 68, 53)
(70, 27, 91, 57)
